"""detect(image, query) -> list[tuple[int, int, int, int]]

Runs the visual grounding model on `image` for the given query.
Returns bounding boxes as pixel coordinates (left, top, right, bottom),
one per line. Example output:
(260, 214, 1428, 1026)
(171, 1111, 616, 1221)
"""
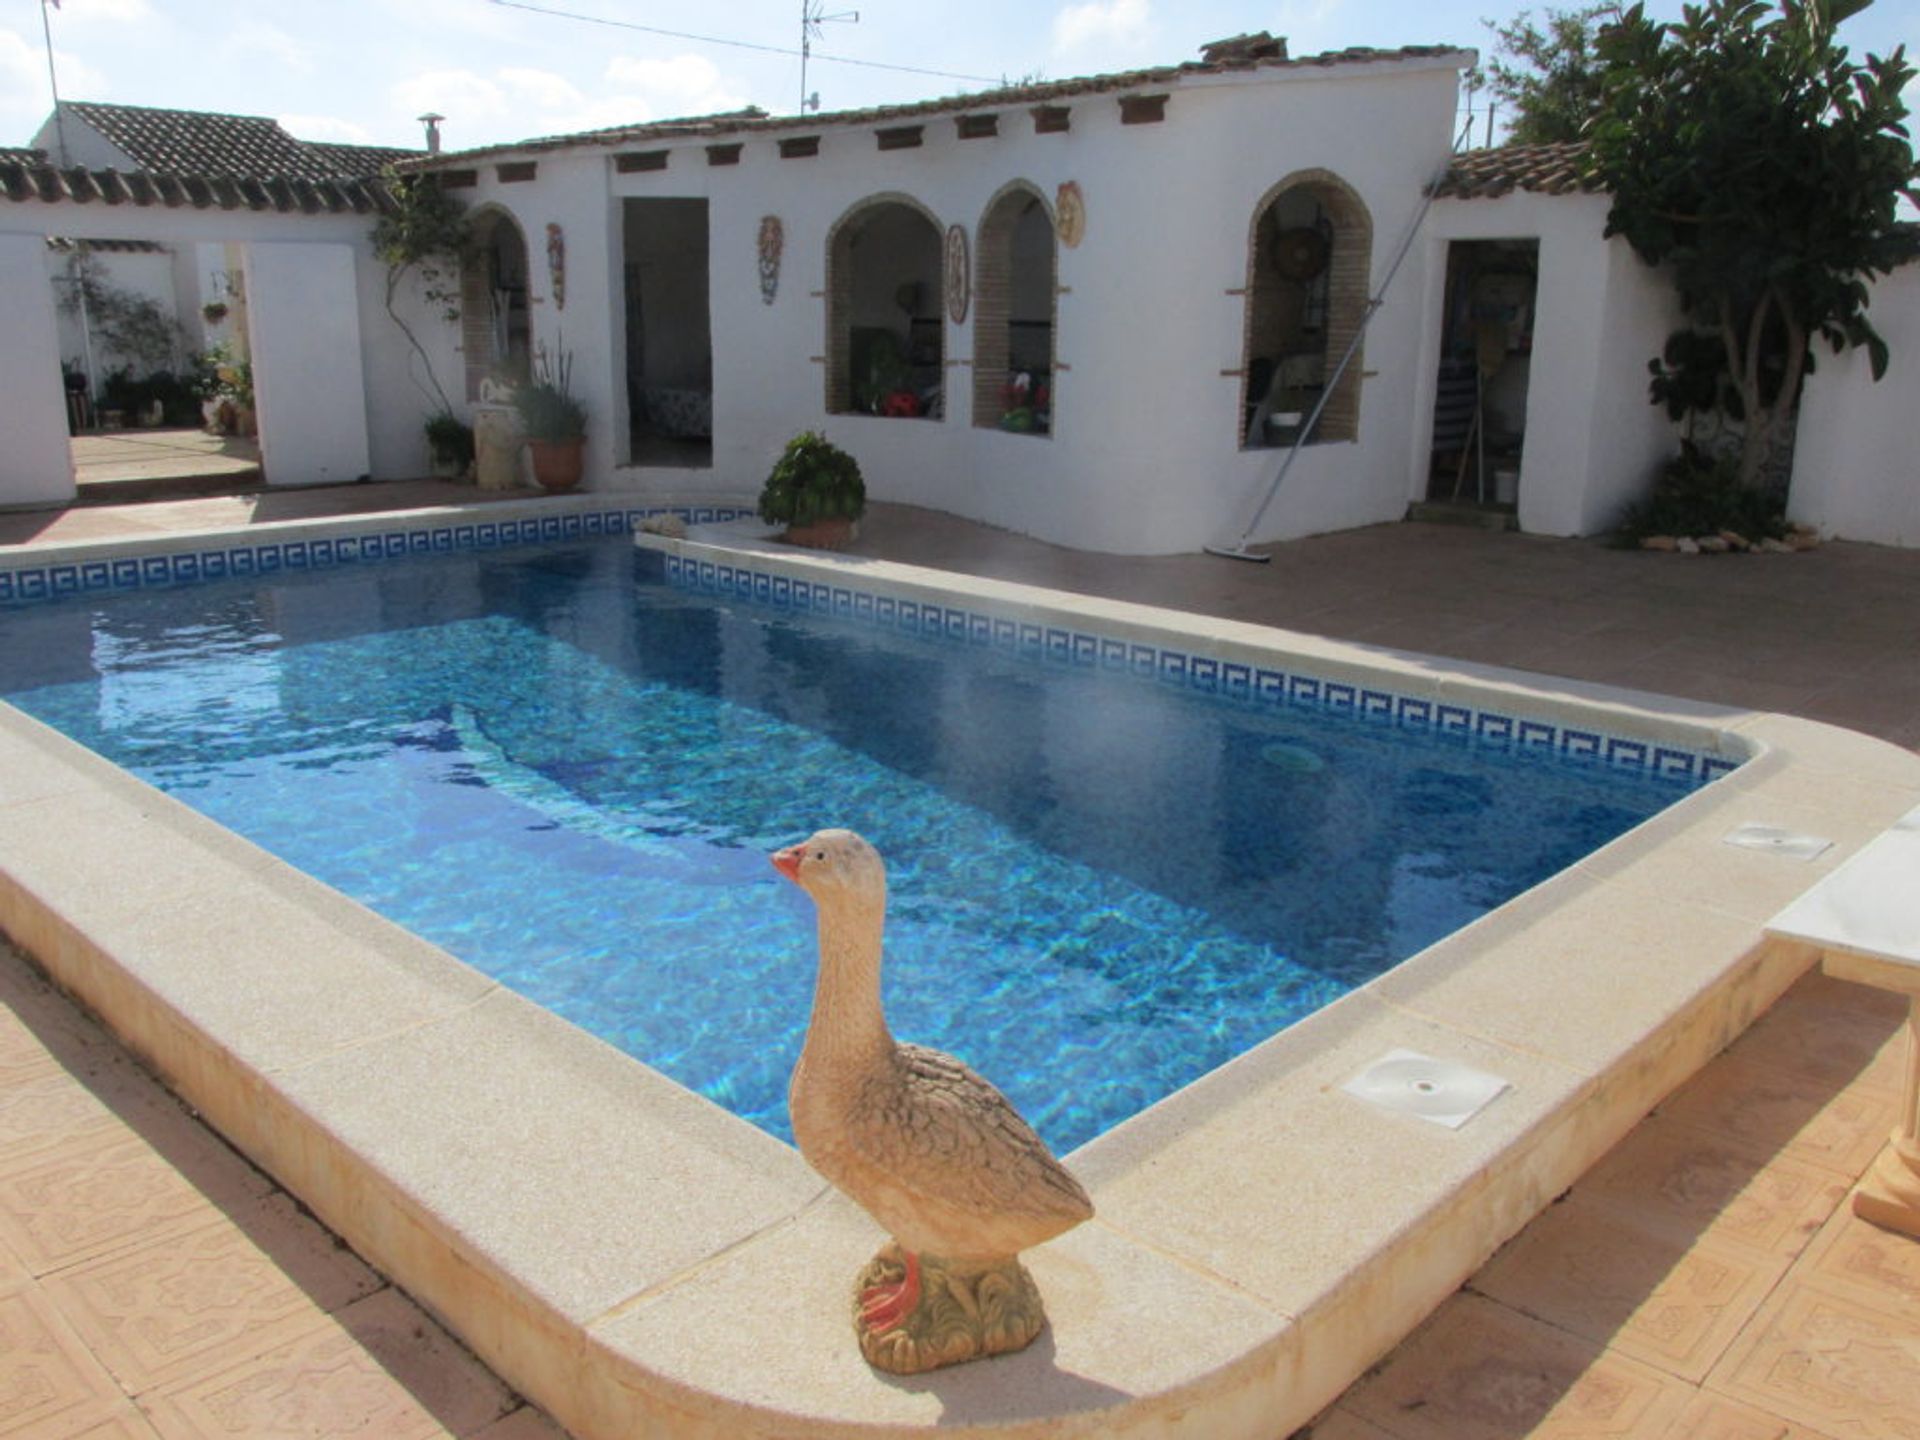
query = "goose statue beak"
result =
(771, 844, 804, 883)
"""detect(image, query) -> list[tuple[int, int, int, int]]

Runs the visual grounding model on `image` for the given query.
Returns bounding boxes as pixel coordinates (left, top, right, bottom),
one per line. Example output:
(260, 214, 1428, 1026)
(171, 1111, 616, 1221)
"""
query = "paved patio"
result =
(1, 484, 1915, 1438)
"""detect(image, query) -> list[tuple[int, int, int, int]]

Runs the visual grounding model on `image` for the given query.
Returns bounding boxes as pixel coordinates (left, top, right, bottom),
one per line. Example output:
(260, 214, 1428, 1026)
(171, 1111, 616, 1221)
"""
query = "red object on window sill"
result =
(881, 391, 923, 418)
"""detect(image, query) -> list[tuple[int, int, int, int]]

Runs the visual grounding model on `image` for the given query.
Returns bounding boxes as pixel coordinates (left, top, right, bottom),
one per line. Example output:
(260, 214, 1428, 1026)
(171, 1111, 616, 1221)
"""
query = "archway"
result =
(1240, 171, 1371, 449)
(461, 207, 531, 400)
(825, 195, 944, 419)
(973, 183, 1056, 435)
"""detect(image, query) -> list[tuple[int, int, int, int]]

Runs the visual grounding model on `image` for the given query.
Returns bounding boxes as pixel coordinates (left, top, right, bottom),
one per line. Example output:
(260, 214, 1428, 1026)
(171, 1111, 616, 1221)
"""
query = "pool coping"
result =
(4, 506, 1918, 1439)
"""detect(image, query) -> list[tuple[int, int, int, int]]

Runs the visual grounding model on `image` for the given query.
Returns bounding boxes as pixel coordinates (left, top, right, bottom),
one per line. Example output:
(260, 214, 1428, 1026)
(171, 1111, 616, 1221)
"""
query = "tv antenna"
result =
(801, 1, 858, 113)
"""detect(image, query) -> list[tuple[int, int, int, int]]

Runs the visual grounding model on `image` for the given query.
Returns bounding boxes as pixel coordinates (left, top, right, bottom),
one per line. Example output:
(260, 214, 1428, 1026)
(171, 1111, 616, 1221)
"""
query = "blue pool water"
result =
(0, 538, 1688, 1150)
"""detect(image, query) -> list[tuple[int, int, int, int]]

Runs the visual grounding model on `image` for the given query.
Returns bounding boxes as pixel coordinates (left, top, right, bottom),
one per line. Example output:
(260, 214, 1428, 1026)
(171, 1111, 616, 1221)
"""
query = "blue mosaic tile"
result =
(13, 571, 44, 601)
(1604, 737, 1648, 770)
(1701, 756, 1739, 782)
(1653, 747, 1695, 783)
(1288, 674, 1321, 706)
(1157, 652, 1188, 687)
(1437, 704, 1472, 736)
(1129, 643, 1156, 676)
(832, 588, 854, 616)
(1325, 681, 1356, 711)
(49, 566, 79, 597)
(994, 618, 1018, 650)
(1073, 634, 1101, 668)
(1396, 697, 1432, 728)
(1100, 637, 1128, 670)
(81, 561, 110, 590)
(1476, 713, 1514, 746)
(1517, 719, 1556, 751)
(1360, 689, 1393, 722)
(1560, 729, 1602, 763)
(1255, 668, 1286, 703)
(967, 613, 992, 647)
(1018, 623, 1044, 654)
(1190, 657, 1220, 693)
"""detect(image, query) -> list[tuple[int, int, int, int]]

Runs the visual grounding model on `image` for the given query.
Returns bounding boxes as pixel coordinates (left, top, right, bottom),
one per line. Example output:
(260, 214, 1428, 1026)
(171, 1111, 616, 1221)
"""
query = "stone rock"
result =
(1788, 531, 1821, 550)
(1696, 535, 1731, 554)
(1676, 537, 1702, 555)
(1639, 535, 1679, 552)
(1759, 537, 1796, 554)
(1718, 530, 1751, 552)
(638, 512, 689, 539)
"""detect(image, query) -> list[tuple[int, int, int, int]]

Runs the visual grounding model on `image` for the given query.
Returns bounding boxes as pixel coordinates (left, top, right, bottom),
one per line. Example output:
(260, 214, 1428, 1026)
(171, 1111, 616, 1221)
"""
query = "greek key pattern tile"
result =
(0, 506, 750, 607)
(660, 551, 1740, 790)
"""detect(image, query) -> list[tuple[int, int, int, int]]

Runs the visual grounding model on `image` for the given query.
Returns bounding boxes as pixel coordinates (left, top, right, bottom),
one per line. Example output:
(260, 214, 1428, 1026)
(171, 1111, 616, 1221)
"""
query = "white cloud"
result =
(602, 54, 747, 119)
(391, 68, 511, 127)
(1051, 0, 1153, 54)
(0, 28, 109, 129)
(217, 21, 319, 74)
(44, 0, 153, 22)
(499, 68, 589, 111)
(277, 113, 373, 145)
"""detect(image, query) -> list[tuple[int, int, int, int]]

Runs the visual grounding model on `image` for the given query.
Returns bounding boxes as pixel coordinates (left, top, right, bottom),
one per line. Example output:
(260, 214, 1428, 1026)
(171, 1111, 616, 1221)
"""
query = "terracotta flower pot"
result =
(781, 516, 856, 550)
(527, 436, 584, 492)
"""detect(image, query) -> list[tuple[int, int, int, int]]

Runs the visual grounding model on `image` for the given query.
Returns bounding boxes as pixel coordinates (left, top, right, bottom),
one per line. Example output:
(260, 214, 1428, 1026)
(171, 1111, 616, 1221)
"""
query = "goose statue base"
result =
(853, 1242, 1046, 1375)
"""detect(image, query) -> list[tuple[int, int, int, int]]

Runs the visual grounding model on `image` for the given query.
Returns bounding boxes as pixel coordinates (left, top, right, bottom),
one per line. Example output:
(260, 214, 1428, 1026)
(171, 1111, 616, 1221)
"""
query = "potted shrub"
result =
(423, 409, 475, 480)
(513, 345, 587, 491)
(758, 431, 865, 549)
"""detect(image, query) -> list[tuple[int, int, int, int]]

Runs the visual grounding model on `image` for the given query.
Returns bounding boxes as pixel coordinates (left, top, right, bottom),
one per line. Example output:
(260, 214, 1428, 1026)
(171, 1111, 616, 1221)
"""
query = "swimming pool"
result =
(3, 504, 1906, 1440)
(5, 533, 1693, 1150)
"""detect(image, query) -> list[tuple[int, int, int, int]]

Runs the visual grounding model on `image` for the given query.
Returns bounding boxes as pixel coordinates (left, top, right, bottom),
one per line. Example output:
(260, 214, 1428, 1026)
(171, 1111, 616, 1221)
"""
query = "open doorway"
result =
(622, 198, 711, 468)
(826, 197, 945, 420)
(1427, 239, 1537, 512)
(49, 235, 262, 503)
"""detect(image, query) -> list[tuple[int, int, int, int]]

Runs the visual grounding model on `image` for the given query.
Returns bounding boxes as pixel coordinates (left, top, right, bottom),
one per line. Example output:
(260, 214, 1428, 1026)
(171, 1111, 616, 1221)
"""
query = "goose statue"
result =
(771, 828, 1094, 1374)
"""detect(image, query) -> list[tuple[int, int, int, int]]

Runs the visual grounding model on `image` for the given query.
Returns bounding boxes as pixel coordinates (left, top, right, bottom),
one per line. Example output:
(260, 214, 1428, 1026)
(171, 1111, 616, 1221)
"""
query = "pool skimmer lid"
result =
(1342, 1049, 1510, 1129)
(1721, 823, 1832, 861)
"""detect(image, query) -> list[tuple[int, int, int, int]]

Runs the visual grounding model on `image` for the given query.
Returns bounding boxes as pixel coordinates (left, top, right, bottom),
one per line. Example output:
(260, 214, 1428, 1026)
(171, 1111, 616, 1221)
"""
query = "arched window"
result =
(461, 207, 532, 401)
(1240, 172, 1371, 449)
(825, 196, 944, 419)
(973, 183, 1057, 435)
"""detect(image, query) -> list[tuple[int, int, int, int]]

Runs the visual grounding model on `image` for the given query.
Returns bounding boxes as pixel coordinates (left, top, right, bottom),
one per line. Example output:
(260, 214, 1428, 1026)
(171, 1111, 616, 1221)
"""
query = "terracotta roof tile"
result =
(1431, 141, 1595, 199)
(411, 42, 1470, 167)
(0, 159, 394, 216)
(60, 101, 417, 180)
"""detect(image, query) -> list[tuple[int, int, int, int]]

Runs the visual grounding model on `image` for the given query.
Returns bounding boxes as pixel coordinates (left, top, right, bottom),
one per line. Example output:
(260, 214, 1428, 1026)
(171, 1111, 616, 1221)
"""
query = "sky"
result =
(5, 0, 1917, 158)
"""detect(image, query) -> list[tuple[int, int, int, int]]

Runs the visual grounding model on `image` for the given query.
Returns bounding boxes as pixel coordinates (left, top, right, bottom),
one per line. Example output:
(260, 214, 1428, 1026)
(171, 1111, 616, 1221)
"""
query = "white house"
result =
(4, 48, 1912, 551)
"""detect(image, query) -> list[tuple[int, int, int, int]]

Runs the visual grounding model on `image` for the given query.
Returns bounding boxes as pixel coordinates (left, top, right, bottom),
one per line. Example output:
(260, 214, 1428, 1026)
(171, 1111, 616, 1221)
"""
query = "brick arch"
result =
(824, 192, 945, 416)
(461, 205, 532, 401)
(1240, 168, 1372, 447)
(972, 181, 1057, 434)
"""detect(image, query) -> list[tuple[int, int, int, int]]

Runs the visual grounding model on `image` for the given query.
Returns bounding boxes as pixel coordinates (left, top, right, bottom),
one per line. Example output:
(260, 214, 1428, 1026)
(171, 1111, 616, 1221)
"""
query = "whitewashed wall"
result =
(0, 233, 77, 506)
(1413, 190, 1682, 538)
(1789, 262, 1920, 546)
(41, 243, 186, 379)
(449, 55, 1467, 554)
(0, 197, 462, 496)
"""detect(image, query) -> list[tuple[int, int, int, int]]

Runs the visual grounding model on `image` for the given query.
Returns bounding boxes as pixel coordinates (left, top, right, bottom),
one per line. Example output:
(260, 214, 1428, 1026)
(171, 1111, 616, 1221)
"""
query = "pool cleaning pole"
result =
(1205, 178, 1442, 563)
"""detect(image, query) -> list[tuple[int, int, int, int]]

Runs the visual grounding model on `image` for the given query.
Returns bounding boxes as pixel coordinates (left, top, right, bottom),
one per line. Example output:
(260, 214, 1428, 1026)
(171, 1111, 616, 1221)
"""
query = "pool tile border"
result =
(0, 501, 753, 605)
(655, 547, 1742, 791)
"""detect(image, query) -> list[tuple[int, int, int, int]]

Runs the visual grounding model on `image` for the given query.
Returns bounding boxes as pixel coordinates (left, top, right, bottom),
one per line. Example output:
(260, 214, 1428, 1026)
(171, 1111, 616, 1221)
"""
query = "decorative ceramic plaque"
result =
(545, 223, 566, 309)
(757, 215, 783, 305)
(944, 223, 970, 324)
(1055, 181, 1085, 248)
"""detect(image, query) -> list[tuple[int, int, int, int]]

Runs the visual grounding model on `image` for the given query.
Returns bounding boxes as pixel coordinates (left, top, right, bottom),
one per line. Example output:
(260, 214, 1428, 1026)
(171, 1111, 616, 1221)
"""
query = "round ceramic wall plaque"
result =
(1055, 181, 1085, 248)
(944, 223, 970, 324)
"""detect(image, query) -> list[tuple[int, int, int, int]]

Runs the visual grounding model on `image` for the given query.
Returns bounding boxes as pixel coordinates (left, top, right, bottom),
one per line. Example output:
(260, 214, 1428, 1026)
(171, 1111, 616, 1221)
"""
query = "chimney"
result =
(418, 113, 444, 154)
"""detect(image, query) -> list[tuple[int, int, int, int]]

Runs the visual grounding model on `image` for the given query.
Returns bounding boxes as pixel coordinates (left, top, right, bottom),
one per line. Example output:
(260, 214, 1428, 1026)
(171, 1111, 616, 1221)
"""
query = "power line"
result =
(485, 0, 1002, 88)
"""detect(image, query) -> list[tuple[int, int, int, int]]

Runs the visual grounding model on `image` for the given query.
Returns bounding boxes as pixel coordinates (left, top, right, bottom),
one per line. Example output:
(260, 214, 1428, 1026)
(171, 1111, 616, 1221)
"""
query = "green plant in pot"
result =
(423, 409, 475, 480)
(759, 431, 866, 549)
(514, 343, 588, 491)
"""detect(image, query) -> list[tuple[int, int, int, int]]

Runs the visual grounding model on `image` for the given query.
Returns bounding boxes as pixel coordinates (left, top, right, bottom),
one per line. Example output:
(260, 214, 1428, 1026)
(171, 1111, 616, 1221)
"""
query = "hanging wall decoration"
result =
(757, 215, 784, 305)
(944, 223, 970, 324)
(1055, 181, 1086, 248)
(546, 223, 566, 310)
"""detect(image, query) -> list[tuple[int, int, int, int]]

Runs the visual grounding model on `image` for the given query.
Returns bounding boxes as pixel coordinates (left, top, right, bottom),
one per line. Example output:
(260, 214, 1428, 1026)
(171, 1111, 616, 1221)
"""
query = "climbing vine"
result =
(370, 167, 471, 414)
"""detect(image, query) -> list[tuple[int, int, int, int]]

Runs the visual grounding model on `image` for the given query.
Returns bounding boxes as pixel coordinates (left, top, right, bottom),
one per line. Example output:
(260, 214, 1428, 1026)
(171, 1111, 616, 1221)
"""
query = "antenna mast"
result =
(800, 0, 858, 113)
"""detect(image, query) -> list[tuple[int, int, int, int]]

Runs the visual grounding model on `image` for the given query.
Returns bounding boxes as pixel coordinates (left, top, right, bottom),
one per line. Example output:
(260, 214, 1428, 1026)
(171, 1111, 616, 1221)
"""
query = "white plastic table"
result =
(1766, 803, 1920, 1236)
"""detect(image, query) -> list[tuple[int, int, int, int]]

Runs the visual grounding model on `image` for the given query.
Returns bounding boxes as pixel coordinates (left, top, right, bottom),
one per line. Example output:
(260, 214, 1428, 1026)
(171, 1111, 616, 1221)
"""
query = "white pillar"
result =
(244, 242, 373, 488)
(0, 233, 77, 508)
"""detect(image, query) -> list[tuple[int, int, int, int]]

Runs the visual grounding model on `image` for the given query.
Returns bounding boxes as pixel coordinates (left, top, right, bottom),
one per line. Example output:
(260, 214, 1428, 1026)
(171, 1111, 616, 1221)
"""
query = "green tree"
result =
(1472, 5, 1621, 145)
(1586, 0, 1918, 489)
(369, 168, 471, 414)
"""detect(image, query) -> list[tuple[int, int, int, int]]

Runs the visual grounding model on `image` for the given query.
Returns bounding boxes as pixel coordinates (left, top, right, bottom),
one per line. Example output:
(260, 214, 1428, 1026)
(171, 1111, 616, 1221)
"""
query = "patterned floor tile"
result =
(1658, 1392, 1840, 1439)
(0, 1073, 127, 1166)
(1657, 1053, 1901, 1178)
(0, 1135, 229, 1277)
(1707, 1282, 1920, 1439)
(1729, 976, 1909, 1097)
(1471, 1197, 1789, 1383)
(140, 1288, 515, 1440)
(42, 1194, 382, 1392)
(1574, 1117, 1850, 1259)
(58, 1403, 166, 1438)
(1794, 1204, 1920, 1320)
(0, 1282, 128, 1438)
(1342, 1293, 1693, 1440)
